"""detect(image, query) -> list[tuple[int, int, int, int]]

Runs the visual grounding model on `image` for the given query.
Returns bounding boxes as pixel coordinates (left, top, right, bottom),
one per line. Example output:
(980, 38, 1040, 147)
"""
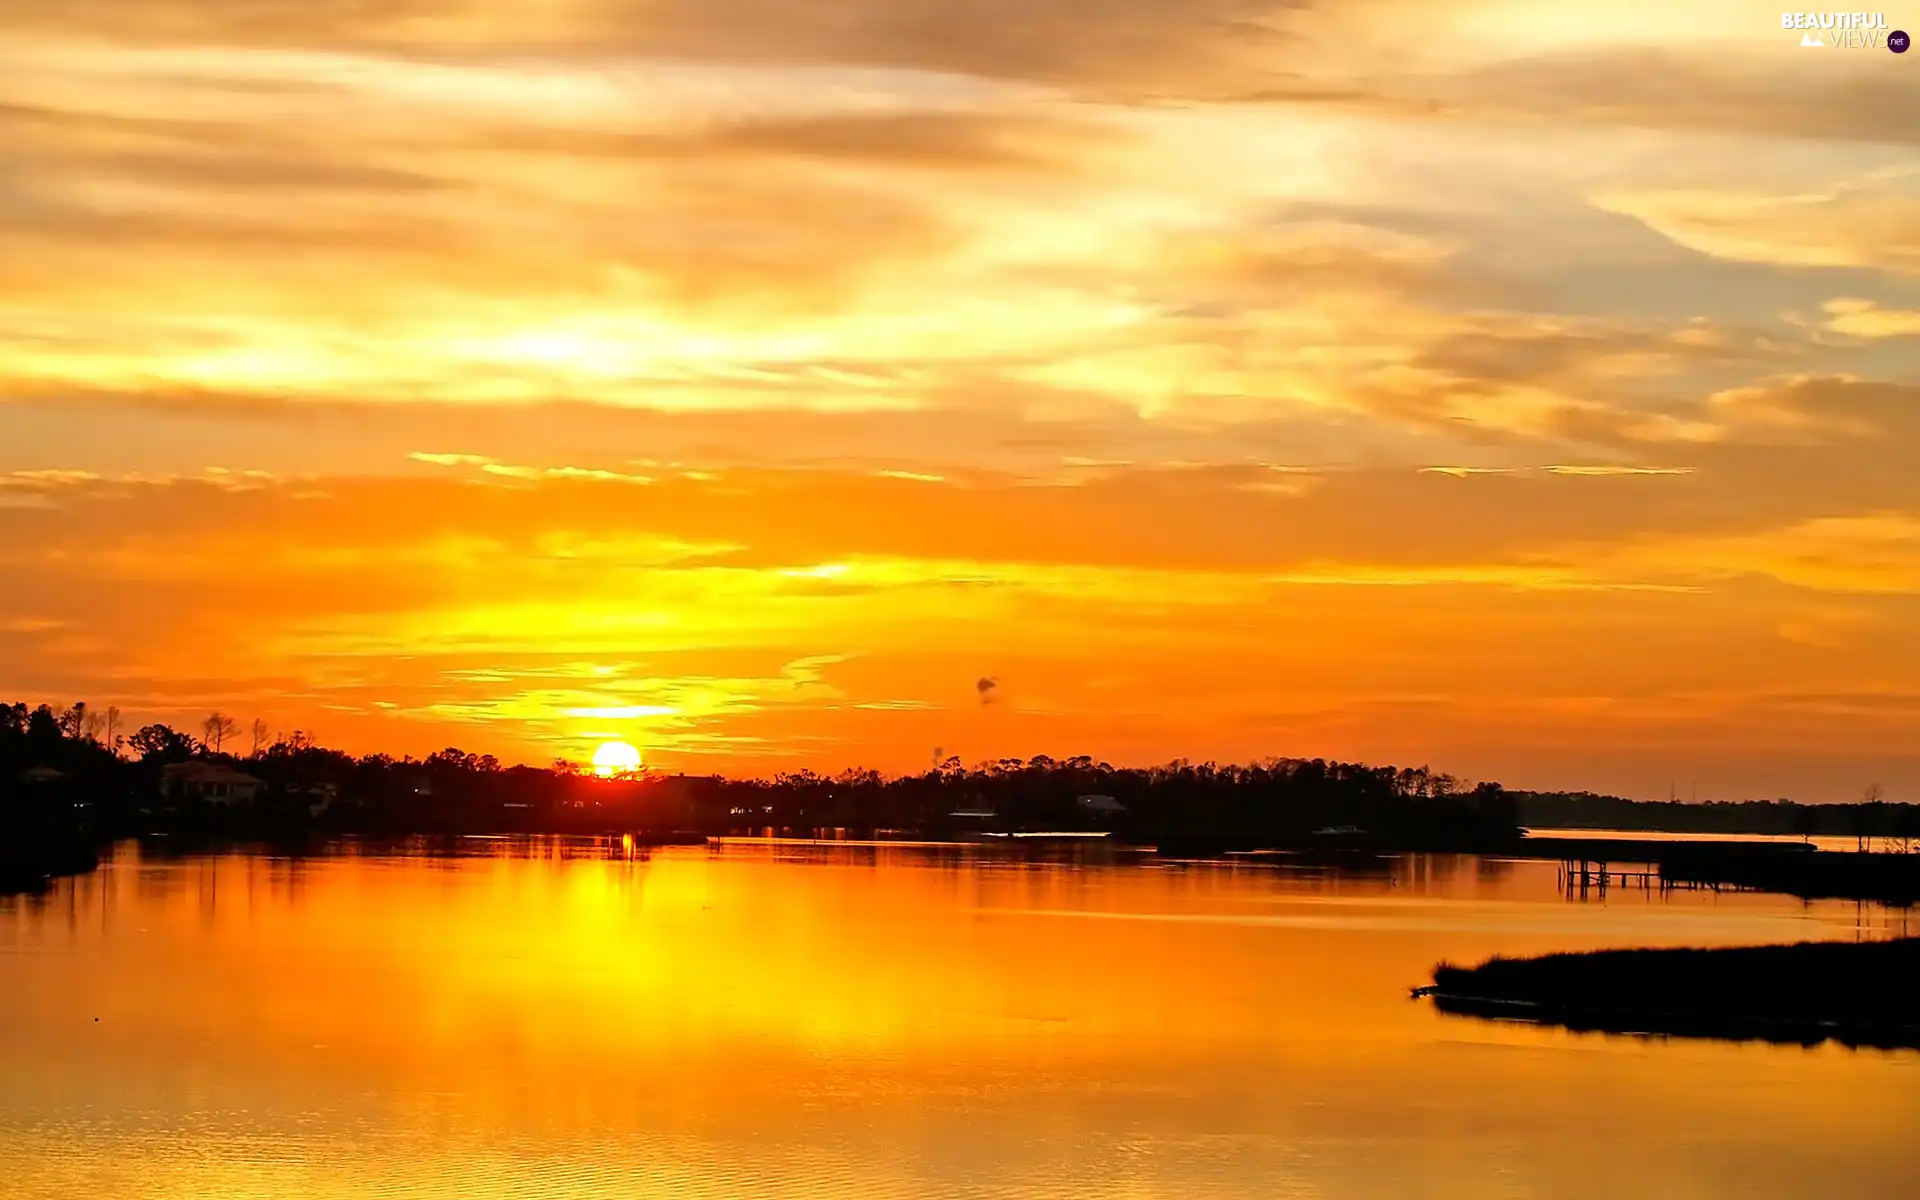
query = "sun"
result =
(591, 740, 643, 777)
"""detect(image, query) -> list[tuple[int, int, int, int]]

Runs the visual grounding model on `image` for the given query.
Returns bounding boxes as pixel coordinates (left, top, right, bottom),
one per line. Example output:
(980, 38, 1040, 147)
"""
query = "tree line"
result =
(1517, 789, 1920, 852)
(2, 700, 1518, 846)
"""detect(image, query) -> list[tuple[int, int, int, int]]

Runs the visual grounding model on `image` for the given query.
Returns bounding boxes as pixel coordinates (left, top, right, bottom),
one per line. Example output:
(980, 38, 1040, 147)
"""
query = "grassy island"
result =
(1426, 939, 1920, 1050)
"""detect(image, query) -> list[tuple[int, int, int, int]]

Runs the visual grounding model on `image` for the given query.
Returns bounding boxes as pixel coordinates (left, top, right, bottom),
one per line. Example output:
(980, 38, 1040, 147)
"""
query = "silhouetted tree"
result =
(127, 724, 195, 764)
(201, 712, 239, 755)
(1859, 784, 1884, 852)
(1893, 806, 1918, 856)
(272, 729, 317, 754)
(26, 705, 61, 752)
(56, 702, 87, 739)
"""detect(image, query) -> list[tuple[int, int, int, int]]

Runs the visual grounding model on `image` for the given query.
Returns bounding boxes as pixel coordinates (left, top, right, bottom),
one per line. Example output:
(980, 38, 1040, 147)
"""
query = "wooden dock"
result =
(1554, 856, 1757, 896)
(1558, 858, 1659, 894)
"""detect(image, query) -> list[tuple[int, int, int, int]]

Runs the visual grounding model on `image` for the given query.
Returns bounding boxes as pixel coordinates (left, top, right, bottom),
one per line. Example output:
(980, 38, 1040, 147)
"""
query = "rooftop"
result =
(160, 761, 263, 785)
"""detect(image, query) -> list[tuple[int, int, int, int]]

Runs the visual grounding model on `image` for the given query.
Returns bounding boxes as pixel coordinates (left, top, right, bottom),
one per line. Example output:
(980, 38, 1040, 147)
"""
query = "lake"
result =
(3, 838, 1917, 1199)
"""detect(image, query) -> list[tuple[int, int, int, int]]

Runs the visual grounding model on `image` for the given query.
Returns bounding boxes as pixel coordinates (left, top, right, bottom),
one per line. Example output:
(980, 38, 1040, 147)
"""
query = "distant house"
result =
(1076, 794, 1125, 814)
(298, 781, 338, 818)
(160, 762, 263, 806)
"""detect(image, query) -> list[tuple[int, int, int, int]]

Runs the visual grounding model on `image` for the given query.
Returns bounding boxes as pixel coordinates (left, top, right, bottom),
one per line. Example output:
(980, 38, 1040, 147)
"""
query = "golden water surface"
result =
(3, 840, 1916, 1199)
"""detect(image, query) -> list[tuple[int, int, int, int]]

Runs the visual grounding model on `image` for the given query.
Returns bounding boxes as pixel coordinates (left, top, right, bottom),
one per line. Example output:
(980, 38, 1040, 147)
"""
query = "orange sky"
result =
(2, 1, 1918, 799)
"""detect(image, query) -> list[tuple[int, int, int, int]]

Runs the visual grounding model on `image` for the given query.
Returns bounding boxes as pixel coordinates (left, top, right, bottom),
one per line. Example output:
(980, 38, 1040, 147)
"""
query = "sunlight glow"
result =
(591, 740, 643, 777)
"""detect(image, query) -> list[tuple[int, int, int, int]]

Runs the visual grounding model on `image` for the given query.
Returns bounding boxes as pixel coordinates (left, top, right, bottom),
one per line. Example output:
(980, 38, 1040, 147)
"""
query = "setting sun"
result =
(591, 740, 643, 777)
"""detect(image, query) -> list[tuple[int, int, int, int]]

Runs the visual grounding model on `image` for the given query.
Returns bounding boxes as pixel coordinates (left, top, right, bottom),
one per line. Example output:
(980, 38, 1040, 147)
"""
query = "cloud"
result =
(3, 17, 1903, 460)
(1702, 376, 1887, 441)
(1422, 464, 1695, 477)
(1800, 298, 1920, 340)
(0, 466, 281, 498)
(1596, 176, 1920, 274)
(1363, 47, 1920, 147)
(562, 705, 681, 719)
(5, 0, 1296, 94)
(410, 453, 654, 484)
(0, 616, 64, 633)
(409, 451, 493, 466)
(0, 468, 103, 489)
(1421, 466, 1515, 477)
(1541, 465, 1694, 477)
(493, 109, 1120, 173)
(479, 463, 655, 485)
(1611, 513, 1920, 596)
(1330, 310, 1796, 444)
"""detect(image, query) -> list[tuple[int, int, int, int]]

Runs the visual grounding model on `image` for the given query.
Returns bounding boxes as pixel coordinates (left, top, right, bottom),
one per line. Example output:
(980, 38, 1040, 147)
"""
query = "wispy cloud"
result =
(409, 451, 493, 466)
(1542, 465, 1696, 477)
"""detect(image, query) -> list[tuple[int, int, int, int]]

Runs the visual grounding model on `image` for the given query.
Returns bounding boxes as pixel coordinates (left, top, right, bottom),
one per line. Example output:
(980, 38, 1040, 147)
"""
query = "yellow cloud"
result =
(410, 451, 493, 466)
(0, 469, 103, 489)
(1809, 298, 1920, 339)
(1596, 181, 1920, 274)
(1704, 376, 1883, 440)
(1615, 513, 1920, 595)
(1542, 465, 1694, 476)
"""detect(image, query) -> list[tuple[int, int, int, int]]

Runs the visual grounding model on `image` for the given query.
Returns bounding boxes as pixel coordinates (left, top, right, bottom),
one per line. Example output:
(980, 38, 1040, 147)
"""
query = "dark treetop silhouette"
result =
(1518, 789, 1920, 846)
(3, 699, 1517, 870)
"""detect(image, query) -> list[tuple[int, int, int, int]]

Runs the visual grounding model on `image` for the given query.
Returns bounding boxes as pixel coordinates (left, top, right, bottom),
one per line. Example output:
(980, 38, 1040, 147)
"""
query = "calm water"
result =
(3, 839, 1917, 1199)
